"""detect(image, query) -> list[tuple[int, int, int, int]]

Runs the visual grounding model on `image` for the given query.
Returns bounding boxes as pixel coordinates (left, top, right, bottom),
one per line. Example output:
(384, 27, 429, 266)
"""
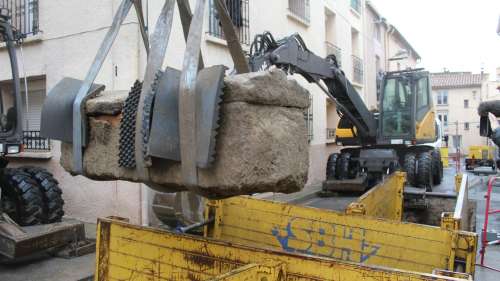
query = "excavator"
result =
(0, 9, 88, 262)
(248, 32, 443, 192)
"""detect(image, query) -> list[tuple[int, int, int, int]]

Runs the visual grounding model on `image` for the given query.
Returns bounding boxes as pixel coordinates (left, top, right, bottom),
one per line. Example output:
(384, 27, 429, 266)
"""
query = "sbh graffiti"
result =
(271, 217, 381, 263)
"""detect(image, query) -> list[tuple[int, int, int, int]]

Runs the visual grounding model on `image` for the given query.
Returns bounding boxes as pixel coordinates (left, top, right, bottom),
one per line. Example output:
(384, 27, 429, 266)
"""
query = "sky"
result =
(371, 0, 500, 78)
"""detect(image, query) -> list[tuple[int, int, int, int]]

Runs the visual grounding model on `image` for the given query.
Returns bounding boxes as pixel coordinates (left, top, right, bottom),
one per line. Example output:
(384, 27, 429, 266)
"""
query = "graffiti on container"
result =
(271, 217, 380, 263)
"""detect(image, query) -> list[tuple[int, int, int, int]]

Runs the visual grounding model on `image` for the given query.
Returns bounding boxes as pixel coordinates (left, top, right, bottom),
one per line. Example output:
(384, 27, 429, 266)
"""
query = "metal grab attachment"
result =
(135, 0, 176, 176)
(40, 0, 148, 173)
(178, 0, 207, 186)
(40, 0, 247, 186)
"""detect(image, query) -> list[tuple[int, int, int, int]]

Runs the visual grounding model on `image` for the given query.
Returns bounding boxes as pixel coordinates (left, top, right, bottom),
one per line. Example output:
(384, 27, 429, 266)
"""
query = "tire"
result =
(1, 191, 18, 220)
(22, 166, 65, 223)
(337, 153, 351, 180)
(2, 168, 45, 226)
(326, 153, 339, 180)
(403, 153, 417, 186)
(417, 152, 433, 192)
(431, 150, 443, 185)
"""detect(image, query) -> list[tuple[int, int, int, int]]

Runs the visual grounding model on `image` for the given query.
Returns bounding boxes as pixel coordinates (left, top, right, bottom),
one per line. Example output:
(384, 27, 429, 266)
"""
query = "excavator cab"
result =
(378, 69, 436, 145)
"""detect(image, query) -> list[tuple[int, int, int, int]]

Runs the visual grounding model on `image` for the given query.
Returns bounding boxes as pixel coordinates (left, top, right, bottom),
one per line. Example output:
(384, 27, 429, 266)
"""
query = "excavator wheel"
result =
(22, 166, 65, 223)
(325, 153, 339, 180)
(1, 168, 45, 226)
(417, 152, 433, 192)
(431, 150, 443, 185)
(403, 153, 417, 186)
(337, 153, 351, 180)
(1, 190, 18, 219)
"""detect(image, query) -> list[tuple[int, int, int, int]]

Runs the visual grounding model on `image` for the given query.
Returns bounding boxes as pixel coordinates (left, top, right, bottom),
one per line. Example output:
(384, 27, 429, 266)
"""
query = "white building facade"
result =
(431, 71, 490, 155)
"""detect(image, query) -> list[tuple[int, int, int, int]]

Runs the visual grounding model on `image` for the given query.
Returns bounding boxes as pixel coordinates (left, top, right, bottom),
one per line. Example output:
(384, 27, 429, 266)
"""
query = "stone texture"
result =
(60, 69, 310, 198)
(223, 67, 310, 108)
(85, 90, 128, 116)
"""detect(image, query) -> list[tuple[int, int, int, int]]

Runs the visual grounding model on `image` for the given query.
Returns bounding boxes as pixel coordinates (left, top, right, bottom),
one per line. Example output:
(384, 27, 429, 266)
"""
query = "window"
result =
(288, 0, 310, 23)
(351, 0, 361, 13)
(473, 90, 477, 99)
(208, 0, 250, 44)
(381, 78, 412, 136)
(0, 0, 39, 38)
(464, 99, 469, 108)
(464, 122, 470, 130)
(416, 77, 430, 120)
(437, 91, 448, 105)
(352, 55, 363, 84)
(438, 112, 448, 128)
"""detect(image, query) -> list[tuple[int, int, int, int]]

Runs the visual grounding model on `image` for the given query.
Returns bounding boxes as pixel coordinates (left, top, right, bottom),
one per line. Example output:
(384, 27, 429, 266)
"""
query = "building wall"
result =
(433, 86, 486, 154)
(386, 31, 418, 71)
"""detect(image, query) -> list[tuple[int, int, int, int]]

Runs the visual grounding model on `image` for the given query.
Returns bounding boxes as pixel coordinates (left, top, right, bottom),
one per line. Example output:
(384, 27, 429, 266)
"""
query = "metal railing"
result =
(325, 41, 341, 67)
(288, 0, 310, 23)
(208, 0, 250, 45)
(0, 0, 39, 39)
(350, 0, 361, 13)
(23, 130, 50, 151)
(326, 128, 336, 140)
(352, 55, 364, 84)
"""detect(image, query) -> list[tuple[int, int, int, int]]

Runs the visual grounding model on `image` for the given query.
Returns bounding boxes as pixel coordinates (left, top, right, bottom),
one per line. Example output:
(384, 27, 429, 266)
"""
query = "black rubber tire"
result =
(326, 153, 339, 180)
(431, 150, 443, 185)
(22, 166, 65, 223)
(403, 153, 417, 186)
(2, 168, 45, 226)
(337, 153, 351, 180)
(417, 152, 433, 192)
(1, 191, 18, 220)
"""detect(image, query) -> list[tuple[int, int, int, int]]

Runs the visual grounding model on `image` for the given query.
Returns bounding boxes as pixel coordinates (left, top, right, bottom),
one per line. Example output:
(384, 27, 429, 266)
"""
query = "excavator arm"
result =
(249, 32, 377, 144)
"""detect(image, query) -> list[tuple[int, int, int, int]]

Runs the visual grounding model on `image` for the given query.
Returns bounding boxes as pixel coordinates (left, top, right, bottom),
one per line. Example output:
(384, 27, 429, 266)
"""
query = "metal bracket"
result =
(134, 0, 176, 177)
(41, 77, 104, 144)
(148, 65, 225, 168)
(71, 0, 134, 174)
(178, 0, 207, 186)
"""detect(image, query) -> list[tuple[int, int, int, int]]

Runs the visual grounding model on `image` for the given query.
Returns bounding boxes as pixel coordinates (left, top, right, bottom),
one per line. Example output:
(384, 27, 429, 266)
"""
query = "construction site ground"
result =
(1, 165, 499, 281)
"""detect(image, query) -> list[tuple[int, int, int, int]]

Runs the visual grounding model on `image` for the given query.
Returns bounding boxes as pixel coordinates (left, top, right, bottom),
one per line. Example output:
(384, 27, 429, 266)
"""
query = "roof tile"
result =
(431, 72, 483, 89)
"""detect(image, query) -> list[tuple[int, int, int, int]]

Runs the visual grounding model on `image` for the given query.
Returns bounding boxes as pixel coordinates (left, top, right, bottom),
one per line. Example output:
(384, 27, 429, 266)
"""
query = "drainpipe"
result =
(385, 25, 395, 70)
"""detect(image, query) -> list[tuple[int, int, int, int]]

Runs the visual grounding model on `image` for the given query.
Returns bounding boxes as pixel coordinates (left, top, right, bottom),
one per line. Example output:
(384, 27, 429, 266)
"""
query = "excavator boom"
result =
(249, 33, 377, 144)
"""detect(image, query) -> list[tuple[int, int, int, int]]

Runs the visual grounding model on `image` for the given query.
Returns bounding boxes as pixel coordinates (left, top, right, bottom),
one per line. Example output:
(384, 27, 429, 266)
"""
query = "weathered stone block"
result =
(61, 69, 310, 198)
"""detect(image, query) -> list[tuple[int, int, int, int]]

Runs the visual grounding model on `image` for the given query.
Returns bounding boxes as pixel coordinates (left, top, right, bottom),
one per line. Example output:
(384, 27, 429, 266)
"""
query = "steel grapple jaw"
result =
(40, 0, 248, 187)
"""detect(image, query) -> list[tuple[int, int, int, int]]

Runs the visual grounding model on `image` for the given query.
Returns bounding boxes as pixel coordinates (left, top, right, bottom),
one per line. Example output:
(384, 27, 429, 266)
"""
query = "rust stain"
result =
(184, 252, 216, 268)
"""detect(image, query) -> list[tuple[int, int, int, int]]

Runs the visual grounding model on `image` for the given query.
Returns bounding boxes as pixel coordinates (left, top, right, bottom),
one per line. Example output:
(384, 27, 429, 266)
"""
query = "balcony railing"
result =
(208, 0, 250, 45)
(350, 0, 361, 13)
(352, 55, 364, 84)
(325, 41, 341, 67)
(288, 0, 310, 23)
(0, 0, 39, 39)
(326, 128, 336, 140)
(23, 130, 50, 152)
